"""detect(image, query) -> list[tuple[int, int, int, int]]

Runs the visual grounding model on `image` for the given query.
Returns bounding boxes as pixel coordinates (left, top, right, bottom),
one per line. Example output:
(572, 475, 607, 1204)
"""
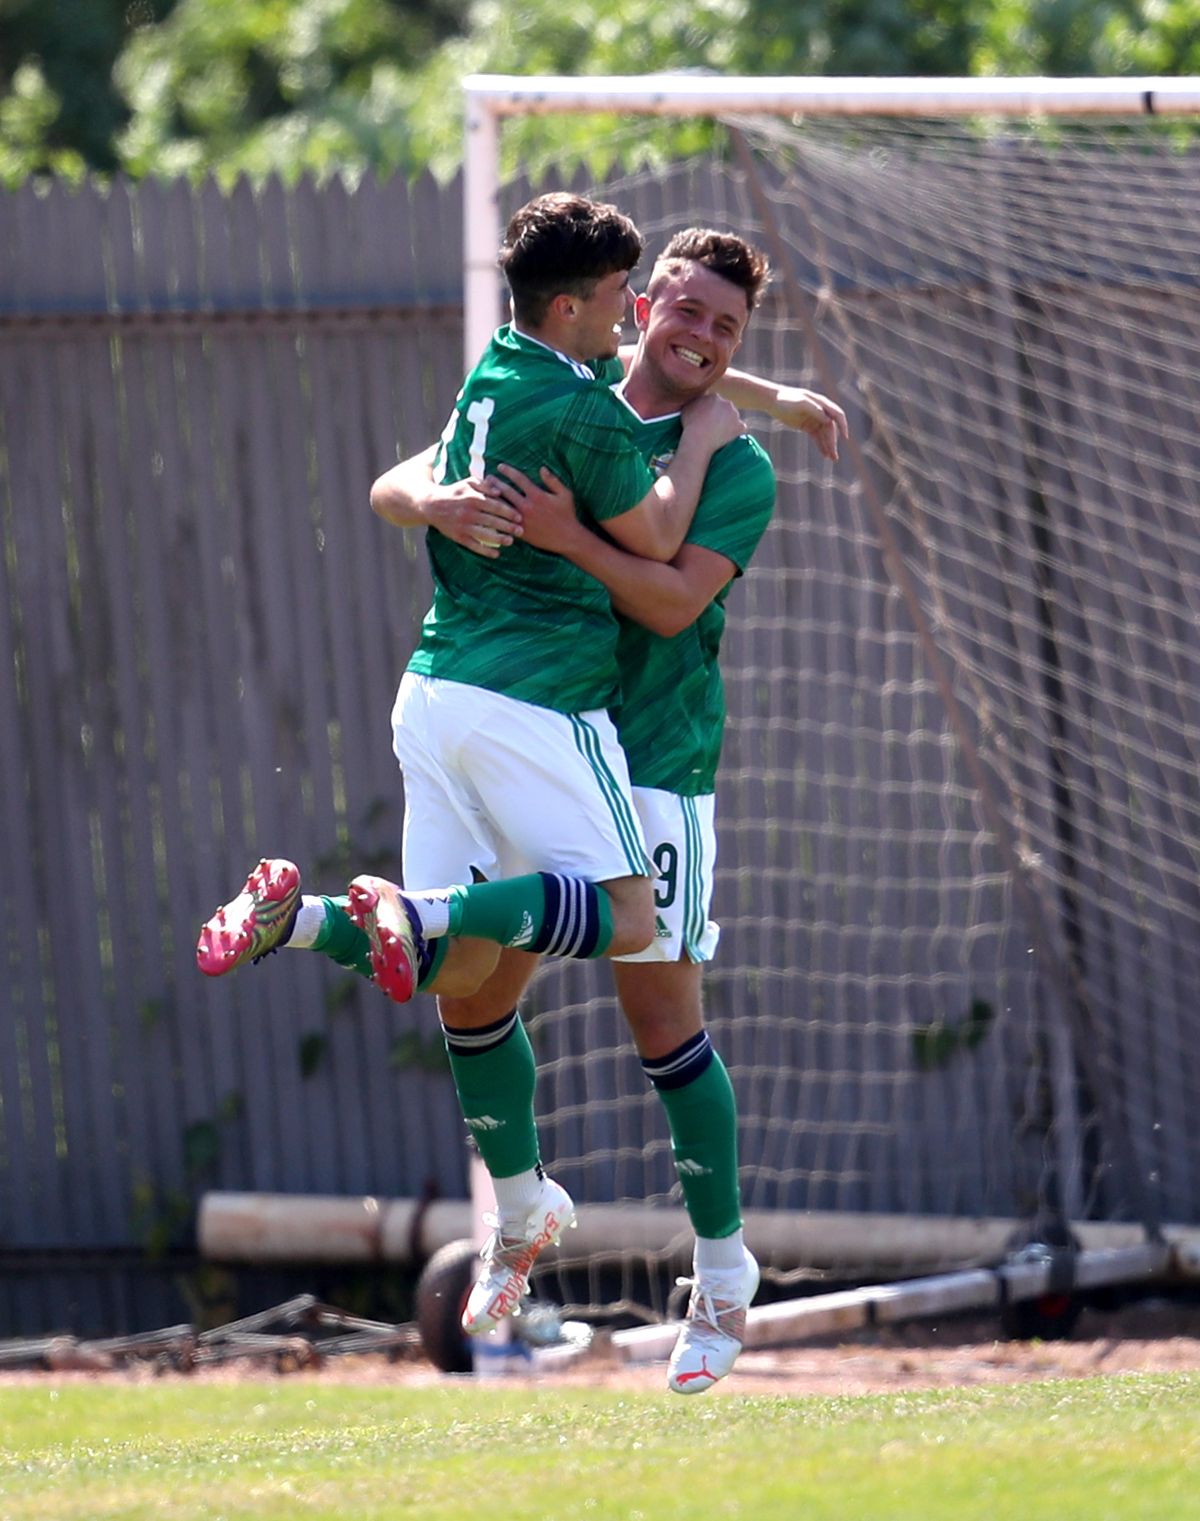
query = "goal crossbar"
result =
(465, 73, 1200, 119)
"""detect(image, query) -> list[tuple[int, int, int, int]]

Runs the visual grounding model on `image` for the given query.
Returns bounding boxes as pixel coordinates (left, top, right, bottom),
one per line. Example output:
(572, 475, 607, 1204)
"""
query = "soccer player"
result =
(381, 232, 845, 1393)
(196, 193, 743, 1326)
(479, 230, 789, 1393)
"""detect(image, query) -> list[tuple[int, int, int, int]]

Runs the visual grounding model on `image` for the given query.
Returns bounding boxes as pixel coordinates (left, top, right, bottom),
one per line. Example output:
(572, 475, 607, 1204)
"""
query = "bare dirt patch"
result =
(539, 1301, 1200, 1395)
(3, 1301, 1199, 1395)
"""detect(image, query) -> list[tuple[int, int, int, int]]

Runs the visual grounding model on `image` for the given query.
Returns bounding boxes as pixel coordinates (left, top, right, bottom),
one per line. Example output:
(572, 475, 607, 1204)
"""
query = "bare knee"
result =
(436, 947, 541, 1025)
(601, 876, 656, 957)
(424, 938, 499, 999)
(613, 959, 704, 1060)
(623, 1001, 701, 1058)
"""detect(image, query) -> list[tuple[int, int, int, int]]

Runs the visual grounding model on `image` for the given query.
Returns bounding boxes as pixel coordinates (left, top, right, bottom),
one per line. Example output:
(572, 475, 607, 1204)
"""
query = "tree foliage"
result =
(116, 0, 469, 181)
(1, 0, 1198, 186)
(738, 0, 980, 77)
(0, 0, 176, 179)
(974, 0, 1136, 75)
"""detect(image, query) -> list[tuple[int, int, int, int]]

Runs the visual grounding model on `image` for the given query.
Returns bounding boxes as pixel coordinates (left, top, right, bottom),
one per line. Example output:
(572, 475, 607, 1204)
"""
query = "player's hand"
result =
(772, 387, 848, 462)
(486, 464, 581, 555)
(427, 477, 523, 558)
(680, 392, 745, 452)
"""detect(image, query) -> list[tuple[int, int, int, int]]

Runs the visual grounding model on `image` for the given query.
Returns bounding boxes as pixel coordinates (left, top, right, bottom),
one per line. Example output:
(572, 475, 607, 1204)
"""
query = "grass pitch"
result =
(0, 1373, 1196, 1520)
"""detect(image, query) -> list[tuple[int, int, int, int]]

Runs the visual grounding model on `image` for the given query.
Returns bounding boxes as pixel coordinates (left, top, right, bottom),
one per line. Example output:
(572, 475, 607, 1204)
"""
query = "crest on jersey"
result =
(650, 449, 676, 478)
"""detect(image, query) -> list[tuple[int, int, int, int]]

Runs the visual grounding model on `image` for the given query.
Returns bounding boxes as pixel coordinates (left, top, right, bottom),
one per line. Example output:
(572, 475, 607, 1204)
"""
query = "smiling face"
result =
(631, 259, 751, 407)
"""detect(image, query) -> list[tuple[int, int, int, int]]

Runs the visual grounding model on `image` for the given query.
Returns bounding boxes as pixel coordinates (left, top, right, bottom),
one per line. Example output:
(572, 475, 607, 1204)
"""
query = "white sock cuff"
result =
(694, 1230, 746, 1276)
(404, 890, 453, 939)
(289, 898, 327, 949)
(491, 1167, 546, 1225)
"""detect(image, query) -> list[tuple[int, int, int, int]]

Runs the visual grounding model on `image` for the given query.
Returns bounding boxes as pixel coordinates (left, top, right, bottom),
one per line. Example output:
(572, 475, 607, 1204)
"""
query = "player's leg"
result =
(437, 949, 542, 1183)
(594, 872, 656, 957)
(433, 950, 575, 1334)
(614, 957, 757, 1394)
(196, 858, 306, 976)
(193, 723, 495, 995)
(196, 858, 380, 980)
(322, 748, 504, 997)
(197, 682, 655, 990)
(195, 856, 500, 983)
(471, 695, 654, 956)
(194, 857, 498, 998)
(614, 787, 758, 1394)
(196, 675, 511, 994)
(349, 867, 653, 988)
(614, 958, 743, 1239)
(383, 681, 586, 1326)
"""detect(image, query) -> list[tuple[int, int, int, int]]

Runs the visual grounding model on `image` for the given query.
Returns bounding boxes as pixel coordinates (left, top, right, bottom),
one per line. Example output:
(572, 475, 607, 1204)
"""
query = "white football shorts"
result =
(391, 672, 651, 889)
(615, 786, 720, 964)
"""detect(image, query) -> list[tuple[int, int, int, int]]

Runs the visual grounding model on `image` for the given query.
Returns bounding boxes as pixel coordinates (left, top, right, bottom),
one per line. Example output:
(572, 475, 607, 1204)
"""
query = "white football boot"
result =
(667, 1246, 760, 1394)
(462, 1177, 576, 1336)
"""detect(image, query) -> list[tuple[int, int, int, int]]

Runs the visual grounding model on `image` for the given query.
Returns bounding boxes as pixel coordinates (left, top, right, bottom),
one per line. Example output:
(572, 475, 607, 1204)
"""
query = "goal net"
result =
(467, 79, 1200, 1325)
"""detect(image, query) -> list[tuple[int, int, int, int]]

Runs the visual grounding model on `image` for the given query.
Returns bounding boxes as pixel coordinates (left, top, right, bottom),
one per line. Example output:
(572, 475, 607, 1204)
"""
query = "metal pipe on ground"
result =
(613, 1242, 1175, 1363)
(198, 1192, 1195, 1275)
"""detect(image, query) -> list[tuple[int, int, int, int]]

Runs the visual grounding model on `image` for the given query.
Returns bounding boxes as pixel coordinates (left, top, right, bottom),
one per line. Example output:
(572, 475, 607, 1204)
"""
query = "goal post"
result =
(456, 76, 1200, 1337)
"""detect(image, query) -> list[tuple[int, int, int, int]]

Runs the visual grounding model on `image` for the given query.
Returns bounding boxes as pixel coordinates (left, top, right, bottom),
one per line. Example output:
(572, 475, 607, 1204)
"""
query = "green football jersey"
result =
(406, 328, 654, 712)
(614, 415, 777, 795)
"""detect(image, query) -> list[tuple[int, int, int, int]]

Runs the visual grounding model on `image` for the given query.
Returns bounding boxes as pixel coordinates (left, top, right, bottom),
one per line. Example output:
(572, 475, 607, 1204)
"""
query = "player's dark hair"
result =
(499, 193, 644, 326)
(650, 229, 770, 310)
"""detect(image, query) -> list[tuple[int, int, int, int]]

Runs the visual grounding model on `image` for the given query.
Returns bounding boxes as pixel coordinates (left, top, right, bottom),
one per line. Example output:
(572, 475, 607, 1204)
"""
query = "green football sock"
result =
(445, 871, 614, 959)
(308, 896, 447, 991)
(310, 896, 373, 978)
(443, 1012, 540, 1179)
(650, 1045, 742, 1240)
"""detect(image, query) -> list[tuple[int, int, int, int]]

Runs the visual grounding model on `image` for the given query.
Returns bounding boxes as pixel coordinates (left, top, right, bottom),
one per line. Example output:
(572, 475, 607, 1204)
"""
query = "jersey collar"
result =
(501, 323, 598, 381)
(611, 376, 683, 426)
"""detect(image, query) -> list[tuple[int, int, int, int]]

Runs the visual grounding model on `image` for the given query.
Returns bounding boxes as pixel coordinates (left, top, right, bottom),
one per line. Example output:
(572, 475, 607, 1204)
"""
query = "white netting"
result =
(489, 114, 1200, 1319)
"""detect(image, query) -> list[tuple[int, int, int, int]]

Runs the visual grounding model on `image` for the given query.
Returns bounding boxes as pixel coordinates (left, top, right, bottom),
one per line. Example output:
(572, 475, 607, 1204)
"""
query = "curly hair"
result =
(649, 229, 770, 310)
(499, 193, 644, 326)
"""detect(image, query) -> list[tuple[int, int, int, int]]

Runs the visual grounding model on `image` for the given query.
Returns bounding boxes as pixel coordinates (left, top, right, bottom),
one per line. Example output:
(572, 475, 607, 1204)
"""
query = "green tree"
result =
(741, 0, 980, 77)
(391, 0, 1196, 182)
(976, 0, 1124, 74)
(975, 0, 1200, 76)
(116, 0, 469, 181)
(1098, 0, 1200, 74)
(0, 0, 176, 179)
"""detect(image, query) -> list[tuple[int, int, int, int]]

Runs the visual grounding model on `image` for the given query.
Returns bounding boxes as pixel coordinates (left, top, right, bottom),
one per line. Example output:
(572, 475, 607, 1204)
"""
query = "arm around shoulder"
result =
(370, 445, 523, 557)
(604, 394, 745, 562)
(489, 462, 736, 639)
(369, 445, 440, 528)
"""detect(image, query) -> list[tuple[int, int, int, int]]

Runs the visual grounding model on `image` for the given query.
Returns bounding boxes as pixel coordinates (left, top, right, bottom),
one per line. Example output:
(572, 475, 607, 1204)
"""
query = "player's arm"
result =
(716, 371, 848, 462)
(369, 446, 522, 559)
(616, 344, 848, 461)
(488, 463, 734, 638)
(598, 393, 744, 563)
